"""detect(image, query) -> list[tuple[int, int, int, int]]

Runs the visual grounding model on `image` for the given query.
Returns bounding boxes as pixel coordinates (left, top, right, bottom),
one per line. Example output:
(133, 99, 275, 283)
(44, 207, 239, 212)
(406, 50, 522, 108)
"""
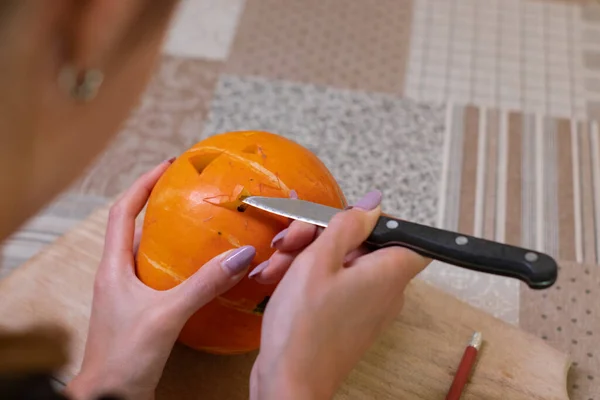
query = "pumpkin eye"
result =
(253, 296, 270, 315)
(242, 144, 259, 154)
(242, 144, 266, 159)
(189, 152, 221, 174)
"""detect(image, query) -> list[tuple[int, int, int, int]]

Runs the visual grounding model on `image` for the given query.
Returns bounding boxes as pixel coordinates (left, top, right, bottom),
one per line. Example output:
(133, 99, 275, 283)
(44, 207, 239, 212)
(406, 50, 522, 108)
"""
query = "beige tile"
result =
(433, 105, 521, 324)
(73, 56, 222, 198)
(406, 0, 582, 118)
(584, 51, 600, 70)
(440, 107, 592, 261)
(520, 260, 600, 400)
(505, 112, 524, 247)
(578, 122, 597, 264)
(556, 120, 576, 261)
(589, 101, 600, 119)
(582, 28, 600, 45)
(225, 0, 413, 94)
(483, 110, 499, 241)
(0, 193, 107, 278)
(458, 106, 480, 236)
(162, 0, 246, 60)
(581, 1, 600, 23)
(587, 78, 600, 93)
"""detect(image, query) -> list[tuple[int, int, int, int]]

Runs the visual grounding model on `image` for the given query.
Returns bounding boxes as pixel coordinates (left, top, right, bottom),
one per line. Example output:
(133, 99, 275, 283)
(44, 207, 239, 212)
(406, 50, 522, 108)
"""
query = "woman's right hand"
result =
(249, 191, 431, 400)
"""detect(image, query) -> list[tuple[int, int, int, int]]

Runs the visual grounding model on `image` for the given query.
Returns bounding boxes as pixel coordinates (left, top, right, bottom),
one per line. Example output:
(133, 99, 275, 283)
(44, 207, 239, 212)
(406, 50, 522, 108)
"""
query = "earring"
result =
(58, 66, 104, 102)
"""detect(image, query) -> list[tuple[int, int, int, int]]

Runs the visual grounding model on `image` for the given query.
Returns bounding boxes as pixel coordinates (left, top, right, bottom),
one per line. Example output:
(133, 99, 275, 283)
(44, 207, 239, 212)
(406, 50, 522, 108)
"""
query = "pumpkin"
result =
(136, 131, 347, 354)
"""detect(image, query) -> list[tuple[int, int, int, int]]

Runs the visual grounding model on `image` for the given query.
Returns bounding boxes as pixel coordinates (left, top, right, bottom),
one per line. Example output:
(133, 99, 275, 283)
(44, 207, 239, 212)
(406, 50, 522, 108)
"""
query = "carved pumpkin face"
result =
(136, 131, 346, 354)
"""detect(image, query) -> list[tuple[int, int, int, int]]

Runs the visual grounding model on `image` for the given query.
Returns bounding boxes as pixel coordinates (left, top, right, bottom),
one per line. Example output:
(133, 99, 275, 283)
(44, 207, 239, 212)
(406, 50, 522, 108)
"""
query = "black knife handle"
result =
(365, 215, 558, 289)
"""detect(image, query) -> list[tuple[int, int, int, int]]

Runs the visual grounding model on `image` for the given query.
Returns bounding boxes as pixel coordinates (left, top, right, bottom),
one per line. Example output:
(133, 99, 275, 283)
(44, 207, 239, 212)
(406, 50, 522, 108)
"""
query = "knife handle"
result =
(365, 215, 558, 289)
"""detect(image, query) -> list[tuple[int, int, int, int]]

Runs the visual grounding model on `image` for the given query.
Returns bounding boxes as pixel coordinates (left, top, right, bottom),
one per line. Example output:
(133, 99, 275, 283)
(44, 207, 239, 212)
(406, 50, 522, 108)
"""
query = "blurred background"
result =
(1, 0, 599, 397)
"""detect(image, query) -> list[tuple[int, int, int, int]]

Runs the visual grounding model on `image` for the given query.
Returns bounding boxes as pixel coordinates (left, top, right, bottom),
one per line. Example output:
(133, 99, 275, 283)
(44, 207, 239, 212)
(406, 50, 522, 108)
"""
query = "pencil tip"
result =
(470, 331, 483, 350)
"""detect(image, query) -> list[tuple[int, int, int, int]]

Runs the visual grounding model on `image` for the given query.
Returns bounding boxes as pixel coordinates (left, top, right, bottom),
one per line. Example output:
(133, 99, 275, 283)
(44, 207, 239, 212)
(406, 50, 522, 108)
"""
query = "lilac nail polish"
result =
(353, 190, 382, 211)
(271, 228, 288, 248)
(249, 260, 270, 279)
(289, 190, 298, 199)
(222, 246, 256, 275)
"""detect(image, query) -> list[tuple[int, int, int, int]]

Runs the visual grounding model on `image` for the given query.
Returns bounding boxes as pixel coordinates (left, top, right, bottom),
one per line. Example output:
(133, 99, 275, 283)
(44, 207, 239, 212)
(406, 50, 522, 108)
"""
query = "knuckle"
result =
(291, 220, 315, 235)
(379, 247, 423, 279)
(190, 275, 220, 299)
(327, 210, 373, 242)
(143, 307, 178, 334)
(379, 247, 409, 265)
(108, 203, 126, 221)
(297, 248, 318, 265)
(328, 210, 362, 232)
(93, 272, 113, 293)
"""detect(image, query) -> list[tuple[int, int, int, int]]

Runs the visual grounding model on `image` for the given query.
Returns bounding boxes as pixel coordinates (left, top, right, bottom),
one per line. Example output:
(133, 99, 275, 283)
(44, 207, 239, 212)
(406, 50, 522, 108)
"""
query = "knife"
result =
(242, 196, 558, 290)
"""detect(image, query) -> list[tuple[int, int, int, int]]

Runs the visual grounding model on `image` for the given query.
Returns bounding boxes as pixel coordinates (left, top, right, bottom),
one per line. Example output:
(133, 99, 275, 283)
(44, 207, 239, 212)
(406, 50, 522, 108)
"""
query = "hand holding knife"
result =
(242, 196, 558, 289)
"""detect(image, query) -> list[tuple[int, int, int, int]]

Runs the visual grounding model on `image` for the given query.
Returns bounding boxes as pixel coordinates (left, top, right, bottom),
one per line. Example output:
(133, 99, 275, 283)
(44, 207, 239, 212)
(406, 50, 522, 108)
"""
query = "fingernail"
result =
(352, 190, 382, 211)
(289, 190, 298, 199)
(271, 228, 288, 248)
(249, 260, 269, 279)
(166, 157, 176, 164)
(221, 245, 256, 275)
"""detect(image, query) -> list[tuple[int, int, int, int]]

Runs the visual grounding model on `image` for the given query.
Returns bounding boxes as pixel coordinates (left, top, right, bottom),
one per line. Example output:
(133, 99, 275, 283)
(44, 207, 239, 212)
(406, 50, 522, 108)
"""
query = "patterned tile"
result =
(588, 77, 600, 93)
(201, 74, 525, 319)
(590, 100, 600, 119)
(581, 0, 600, 23)
(204, 75, 444, 224)
(0, 193, 107, 279)
(582, 27, 600, 44)
(225, 0, 413, 94)
(584, 51, 600, 69)
(437, 104, 600, 321)
(439, 107, 600, 265)
(432, 105, 521, 323)
(162, 0, 246, 60)
(72, 56, 222, 198)
(578, 2, 600, 123)
(405, 0, 589, 119)
(520, 260, 600, 400)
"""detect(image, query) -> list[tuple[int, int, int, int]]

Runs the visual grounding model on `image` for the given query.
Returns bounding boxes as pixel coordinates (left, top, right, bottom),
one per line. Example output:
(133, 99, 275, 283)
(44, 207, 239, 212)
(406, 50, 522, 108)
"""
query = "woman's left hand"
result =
(65, 160, 256, 400)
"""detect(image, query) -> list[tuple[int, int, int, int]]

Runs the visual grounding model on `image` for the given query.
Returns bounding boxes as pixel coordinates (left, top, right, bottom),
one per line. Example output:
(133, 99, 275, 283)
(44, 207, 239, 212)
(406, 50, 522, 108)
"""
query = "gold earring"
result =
(58, 66, 104, 102)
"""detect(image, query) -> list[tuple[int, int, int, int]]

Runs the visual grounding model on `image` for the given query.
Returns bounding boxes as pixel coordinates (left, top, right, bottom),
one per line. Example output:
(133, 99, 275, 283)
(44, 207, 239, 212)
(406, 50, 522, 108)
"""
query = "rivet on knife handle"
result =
(365, 216, 558, 289)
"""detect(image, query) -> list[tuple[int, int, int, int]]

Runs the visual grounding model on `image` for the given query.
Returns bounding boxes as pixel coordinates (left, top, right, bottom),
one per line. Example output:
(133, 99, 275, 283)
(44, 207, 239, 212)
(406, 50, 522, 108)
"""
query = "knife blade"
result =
(242, 196, 558, 289)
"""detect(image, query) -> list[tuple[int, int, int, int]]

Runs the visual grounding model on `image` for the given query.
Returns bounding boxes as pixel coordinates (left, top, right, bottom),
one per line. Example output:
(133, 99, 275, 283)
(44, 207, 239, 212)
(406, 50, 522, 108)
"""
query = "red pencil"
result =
(446, 331, 483, 400)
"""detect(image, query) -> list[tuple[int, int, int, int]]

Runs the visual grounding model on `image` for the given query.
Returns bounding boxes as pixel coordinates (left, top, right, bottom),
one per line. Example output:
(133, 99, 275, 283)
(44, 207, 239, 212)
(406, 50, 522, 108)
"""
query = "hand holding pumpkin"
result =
(65, 160, 257, 400)
(63, 133, 429, 400)
(249, 191, 431, 400)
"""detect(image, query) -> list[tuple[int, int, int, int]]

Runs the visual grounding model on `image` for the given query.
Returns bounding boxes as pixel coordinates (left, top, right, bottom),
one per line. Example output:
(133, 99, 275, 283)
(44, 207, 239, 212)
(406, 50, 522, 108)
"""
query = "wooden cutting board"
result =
(0, 205, 570, 399)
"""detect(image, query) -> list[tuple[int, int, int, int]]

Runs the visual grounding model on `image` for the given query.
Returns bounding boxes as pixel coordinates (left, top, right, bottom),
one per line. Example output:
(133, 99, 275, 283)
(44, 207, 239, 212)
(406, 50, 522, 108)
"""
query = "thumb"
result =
(168, 245, 256, 317)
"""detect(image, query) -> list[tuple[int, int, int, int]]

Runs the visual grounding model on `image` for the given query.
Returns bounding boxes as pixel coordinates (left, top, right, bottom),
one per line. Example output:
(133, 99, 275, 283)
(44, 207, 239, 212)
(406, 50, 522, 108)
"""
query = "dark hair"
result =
(0, 1, 18, 21)
(0, 372, 125, 400)
(0, 372, 69, 400)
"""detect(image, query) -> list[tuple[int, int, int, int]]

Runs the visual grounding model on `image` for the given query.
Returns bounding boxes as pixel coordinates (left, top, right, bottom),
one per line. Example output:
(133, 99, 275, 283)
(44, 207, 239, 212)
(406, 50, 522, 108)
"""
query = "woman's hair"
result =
(0, 1, 17, 21)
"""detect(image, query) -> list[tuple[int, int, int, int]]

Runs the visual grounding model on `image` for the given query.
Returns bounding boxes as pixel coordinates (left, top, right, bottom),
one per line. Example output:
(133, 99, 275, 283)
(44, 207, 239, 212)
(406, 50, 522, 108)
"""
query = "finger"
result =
(271, 221, 321, 252)
(271, 189, 318, 251)
(169, 245, 256, 316)
(309, 190, 383, 267)
(285, 190, 298, 225)
(251, 239, 369, 285)
(349, 247, 431, 292)
(133, 225, 143, 255)
(343, 245, 369, 265)
(103, 159, 173, 257)
(249, 251, 298, 285)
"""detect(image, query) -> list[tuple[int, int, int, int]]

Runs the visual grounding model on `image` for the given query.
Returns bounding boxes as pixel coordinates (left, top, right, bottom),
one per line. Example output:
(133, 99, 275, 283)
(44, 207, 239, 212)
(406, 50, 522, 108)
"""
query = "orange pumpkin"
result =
(136, 131, 347, 354)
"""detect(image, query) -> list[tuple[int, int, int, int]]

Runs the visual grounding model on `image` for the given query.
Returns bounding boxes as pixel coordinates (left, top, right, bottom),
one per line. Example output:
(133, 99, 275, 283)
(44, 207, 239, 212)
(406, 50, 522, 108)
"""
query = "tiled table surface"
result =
(2, 0, 600, 398)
